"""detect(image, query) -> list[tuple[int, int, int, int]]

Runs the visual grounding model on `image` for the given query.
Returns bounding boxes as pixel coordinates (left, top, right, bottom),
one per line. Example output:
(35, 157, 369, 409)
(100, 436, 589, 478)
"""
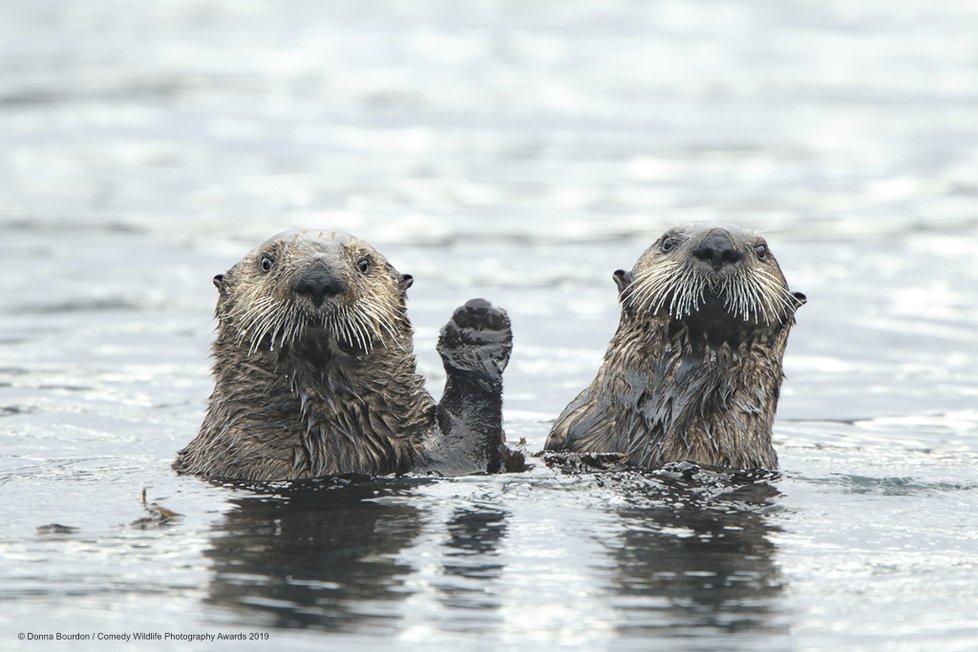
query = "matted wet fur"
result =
(174, 230, 522, 481)
(545, 224, 805, 470)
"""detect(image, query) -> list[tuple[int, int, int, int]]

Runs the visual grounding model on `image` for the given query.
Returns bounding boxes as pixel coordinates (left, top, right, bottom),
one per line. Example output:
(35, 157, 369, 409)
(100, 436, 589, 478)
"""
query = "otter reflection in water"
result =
(547, 224, 806, 470)
(599, 466, 786, 638)
(203, 478, 512, 634)
(435, 506, 509, 632)
(203, 478, 423, 633)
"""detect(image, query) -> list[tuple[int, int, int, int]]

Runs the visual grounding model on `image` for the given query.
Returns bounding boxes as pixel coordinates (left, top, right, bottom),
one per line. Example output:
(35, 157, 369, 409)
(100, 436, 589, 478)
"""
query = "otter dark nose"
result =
(691, 230, 743, 270)
(292, 269, 348, 307)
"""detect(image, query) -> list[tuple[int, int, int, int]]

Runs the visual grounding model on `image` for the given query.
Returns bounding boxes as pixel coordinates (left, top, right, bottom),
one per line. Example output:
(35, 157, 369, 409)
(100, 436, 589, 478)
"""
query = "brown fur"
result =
(175, 231, 446, 481)
(545, 224, 805, 470)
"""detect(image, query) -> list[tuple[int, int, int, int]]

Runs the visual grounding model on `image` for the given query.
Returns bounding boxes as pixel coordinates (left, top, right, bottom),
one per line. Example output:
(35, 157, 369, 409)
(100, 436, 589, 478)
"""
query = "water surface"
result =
(2, 1, 978, 650)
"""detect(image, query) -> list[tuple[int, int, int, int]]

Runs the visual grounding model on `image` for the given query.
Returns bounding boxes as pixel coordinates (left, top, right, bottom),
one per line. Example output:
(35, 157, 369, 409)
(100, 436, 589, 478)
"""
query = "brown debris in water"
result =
(36, 523, 80, 535)
(130, 487, 183, 529)
(540, 451, 631, 473)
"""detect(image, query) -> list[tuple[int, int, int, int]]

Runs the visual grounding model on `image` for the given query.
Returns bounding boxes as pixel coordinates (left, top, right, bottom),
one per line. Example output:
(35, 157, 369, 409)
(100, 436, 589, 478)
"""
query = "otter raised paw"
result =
(422, 299, 524, 475)
(437, 299, 512, 389)
(173, 230, 519, 482)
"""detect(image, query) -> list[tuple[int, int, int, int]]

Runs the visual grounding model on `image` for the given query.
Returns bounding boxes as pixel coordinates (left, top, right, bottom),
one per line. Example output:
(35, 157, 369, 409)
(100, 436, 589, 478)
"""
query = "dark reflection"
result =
(204, 476, 427, 633)
(602, 466, 786, 637)
(435, 505, 509, 632)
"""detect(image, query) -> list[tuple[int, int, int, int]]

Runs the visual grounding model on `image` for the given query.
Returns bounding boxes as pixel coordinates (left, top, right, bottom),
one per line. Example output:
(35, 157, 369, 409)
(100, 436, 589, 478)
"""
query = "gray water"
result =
(2, 1, 978, 650)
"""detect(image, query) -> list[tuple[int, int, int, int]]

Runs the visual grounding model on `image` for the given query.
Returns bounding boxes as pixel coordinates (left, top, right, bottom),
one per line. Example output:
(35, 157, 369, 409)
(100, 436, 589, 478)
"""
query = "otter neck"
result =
(214, 325, 435, 477)
(607, 309, 790, 469)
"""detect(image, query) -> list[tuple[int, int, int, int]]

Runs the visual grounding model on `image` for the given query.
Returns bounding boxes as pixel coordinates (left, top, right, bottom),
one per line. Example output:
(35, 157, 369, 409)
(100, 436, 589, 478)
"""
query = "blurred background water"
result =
(2, 1, 978, 650)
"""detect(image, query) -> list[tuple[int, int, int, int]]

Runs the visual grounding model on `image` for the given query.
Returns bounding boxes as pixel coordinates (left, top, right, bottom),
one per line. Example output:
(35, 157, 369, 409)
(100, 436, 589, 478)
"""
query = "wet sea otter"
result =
(174, 230, 520, 481)
(545, 224, 805, 470)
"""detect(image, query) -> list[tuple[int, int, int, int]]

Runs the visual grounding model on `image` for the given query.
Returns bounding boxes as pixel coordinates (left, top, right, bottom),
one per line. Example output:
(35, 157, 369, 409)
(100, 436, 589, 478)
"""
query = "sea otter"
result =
(174, 230, 520, 481)
(545, 224, 805, 470)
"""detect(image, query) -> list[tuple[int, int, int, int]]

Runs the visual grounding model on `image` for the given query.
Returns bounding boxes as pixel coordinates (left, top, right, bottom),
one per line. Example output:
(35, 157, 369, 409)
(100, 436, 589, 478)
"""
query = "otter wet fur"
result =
(174, 230, 520, 481)
(545, 224, 806, 470)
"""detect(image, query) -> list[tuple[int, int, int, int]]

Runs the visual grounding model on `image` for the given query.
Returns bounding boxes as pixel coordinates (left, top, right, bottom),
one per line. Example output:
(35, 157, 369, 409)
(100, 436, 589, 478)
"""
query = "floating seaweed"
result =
(130, 487, 183, 529)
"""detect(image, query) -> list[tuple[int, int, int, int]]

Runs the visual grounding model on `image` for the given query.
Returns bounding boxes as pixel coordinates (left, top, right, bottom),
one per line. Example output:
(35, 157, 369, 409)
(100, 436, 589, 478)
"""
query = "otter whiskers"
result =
(228, 293, 407, 355)
(627, 260, 797, 325)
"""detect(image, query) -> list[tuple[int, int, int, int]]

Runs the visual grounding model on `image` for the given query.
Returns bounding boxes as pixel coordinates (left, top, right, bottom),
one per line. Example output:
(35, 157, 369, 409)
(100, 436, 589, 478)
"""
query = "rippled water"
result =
(2, 1, 978, 650)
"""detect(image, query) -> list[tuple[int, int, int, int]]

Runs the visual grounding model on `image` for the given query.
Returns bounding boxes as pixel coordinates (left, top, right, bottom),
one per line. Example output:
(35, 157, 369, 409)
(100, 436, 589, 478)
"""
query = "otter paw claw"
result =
(437, 299, 513, 382)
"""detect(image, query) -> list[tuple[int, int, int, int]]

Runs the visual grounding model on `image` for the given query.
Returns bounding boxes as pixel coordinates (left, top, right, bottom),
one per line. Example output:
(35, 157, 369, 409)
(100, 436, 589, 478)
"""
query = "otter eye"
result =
(356, 257, 370, 274)
(661, 237, 678, 253)
(755, 243, 768, 260)
(260, 256, 274, 272)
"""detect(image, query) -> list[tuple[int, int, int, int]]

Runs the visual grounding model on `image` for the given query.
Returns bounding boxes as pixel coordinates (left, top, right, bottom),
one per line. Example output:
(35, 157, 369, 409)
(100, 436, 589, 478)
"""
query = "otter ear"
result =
(792, 291, 807, 308)
(213, 273, 229, 298)
(399, 273, 414, 292)
(613, 269, 633, 294)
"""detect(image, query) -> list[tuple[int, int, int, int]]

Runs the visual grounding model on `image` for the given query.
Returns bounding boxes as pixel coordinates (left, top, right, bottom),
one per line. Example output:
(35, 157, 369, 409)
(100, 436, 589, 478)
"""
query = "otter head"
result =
(616, 224, 805, 344)
(213, 230, 414, 354)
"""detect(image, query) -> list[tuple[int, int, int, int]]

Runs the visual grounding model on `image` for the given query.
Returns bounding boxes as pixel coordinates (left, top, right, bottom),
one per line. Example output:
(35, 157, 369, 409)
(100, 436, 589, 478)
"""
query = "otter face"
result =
(214, 230, 413, 353)
(618, 224, 805, 328)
